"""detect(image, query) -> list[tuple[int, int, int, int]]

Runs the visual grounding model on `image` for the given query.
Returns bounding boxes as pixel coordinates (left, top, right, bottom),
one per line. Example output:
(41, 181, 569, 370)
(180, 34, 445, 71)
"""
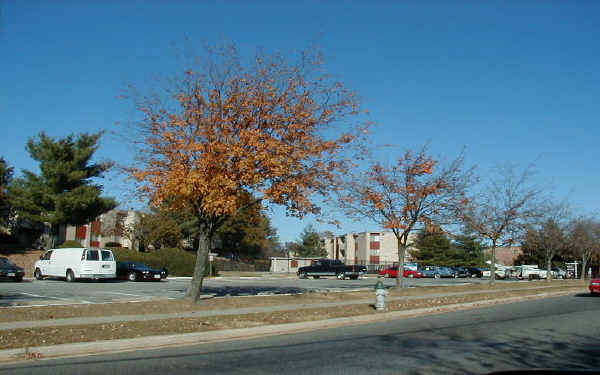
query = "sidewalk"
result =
(0, 284, 584, 363)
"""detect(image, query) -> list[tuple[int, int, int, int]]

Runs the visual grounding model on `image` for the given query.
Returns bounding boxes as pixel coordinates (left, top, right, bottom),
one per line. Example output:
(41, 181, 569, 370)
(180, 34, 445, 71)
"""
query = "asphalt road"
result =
(0, 275, 523, 307)
(2, 293, 598, 374)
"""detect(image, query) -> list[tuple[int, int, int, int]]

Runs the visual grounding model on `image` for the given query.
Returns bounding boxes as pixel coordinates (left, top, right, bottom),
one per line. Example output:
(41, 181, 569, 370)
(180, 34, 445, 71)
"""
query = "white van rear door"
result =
(82, 249, 115, 276)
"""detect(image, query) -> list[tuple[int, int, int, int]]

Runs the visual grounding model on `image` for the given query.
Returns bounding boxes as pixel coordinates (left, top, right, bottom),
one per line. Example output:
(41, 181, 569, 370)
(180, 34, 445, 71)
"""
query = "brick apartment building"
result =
(321, 231, 417, 265)
(58, 209, 140, 250)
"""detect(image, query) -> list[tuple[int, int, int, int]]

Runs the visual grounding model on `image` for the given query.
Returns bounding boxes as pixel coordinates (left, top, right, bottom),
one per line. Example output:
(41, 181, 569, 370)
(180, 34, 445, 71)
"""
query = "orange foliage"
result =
(127, 46, 367, 222)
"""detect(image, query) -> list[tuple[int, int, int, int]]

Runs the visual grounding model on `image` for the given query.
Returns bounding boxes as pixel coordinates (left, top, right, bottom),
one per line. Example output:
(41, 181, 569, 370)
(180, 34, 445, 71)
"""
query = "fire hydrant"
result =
(374, 280, 388, 312)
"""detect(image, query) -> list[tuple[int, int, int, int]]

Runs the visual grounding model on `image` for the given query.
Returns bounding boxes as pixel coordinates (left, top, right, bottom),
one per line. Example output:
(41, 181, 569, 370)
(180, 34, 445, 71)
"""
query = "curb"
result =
(0, 290, 576, 364)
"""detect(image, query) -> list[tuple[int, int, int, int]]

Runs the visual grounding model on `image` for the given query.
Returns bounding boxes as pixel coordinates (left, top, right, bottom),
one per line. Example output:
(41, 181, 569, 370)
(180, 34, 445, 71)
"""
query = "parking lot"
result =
(0, 275, 524, 308)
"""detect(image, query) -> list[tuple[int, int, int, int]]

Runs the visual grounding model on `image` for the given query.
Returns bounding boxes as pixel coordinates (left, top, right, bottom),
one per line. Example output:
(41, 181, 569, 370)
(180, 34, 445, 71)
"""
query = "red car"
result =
(589, 278, 600, 295)
(379, 267, 423, 278)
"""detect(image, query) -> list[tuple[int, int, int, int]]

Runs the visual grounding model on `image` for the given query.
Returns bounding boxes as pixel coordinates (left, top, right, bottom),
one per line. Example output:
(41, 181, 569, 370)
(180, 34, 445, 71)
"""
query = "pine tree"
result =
(0, 157, 14, 226)
(294, 224, 327, 257)
(9, 132, 117, 245)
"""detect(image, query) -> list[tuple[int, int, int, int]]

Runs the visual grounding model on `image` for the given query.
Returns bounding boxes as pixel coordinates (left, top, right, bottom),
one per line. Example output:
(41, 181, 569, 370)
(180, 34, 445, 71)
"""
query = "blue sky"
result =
(2, 1, 599, 243)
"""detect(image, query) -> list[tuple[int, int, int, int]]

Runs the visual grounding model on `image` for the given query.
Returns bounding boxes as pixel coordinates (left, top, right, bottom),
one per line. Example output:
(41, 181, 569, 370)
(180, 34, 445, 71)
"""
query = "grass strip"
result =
(0, 285, 584, 350)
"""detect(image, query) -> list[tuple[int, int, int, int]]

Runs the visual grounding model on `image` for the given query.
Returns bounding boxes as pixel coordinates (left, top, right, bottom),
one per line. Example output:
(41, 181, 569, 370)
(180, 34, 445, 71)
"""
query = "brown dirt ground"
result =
(0, 280, 585, 323)
(0, 282, 587, 350)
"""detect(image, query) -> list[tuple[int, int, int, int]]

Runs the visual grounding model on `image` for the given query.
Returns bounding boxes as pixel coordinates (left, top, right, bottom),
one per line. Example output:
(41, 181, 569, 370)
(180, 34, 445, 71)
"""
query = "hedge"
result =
(59, 240, 83, 248)
(109, 247, 216, 277)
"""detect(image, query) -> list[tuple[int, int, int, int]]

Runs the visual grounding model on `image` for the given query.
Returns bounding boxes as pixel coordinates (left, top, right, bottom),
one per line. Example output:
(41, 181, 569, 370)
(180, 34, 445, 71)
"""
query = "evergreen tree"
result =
(293, 224, 327, 257)
(451, 234, 486, 267)
(0, 157, 14, 226)
(9, 132, 117, 245)
(414, 230, 453, 266)
(414, 230, 486, 267)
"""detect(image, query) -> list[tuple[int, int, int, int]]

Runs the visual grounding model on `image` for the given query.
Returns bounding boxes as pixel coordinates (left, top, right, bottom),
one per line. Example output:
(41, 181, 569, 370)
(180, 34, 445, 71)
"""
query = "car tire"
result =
(66, 270, 75, 282)
(350, 275, 359, 280)
(313, 275, 320, 279)
(434, 273, 441, 279)
(336, 273, 345, 280)
(13, 276, 23, 282)
(128, 272, 138, 282)
(34, 268, 43, 280)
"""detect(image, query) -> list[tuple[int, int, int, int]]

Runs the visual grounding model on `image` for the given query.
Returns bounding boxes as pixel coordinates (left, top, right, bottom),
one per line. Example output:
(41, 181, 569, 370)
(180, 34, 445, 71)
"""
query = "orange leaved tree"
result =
(124, 45, 368, 302)
(337, 148, 471, 289)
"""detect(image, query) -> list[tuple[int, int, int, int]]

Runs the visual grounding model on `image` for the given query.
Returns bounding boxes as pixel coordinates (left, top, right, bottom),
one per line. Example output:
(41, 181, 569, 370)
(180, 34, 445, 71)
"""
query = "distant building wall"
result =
(270, 257, 321, 273)
(58, 209, 141, 250)
(486, 247, 522, 266)
(321, 231, 417, 265)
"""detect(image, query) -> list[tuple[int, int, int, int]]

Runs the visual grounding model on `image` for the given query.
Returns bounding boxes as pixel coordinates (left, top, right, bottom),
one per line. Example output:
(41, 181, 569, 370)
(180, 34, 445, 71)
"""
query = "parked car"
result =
(589, 278, 600, 295)
(482, 268, 508, 279)
(467, 267, 484, 278)
(0, 257, 25, 282)
(297, 259, 367, 280)
(513, 265, 548, 280)
(117, 261, 168, 281)
(451, 267, 470, 278)
(420, 266, 457, 278)
(34, 248, 116, 282)
(379, 267, 424, 278)
(552, 267, 568, 279)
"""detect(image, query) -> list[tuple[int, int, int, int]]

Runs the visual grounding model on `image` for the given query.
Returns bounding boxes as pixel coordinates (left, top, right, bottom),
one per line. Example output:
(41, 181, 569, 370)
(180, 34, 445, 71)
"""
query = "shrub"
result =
(104, 242, 121, 248)
(110, 247, 216, 277)
(59, 240, 83, 248)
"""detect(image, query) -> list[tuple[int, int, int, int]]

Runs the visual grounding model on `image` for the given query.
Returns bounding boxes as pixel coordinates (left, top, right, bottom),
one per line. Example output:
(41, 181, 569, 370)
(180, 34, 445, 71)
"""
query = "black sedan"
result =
(451, 267, 470, 278)
(117, 261, 168, 282)
(0, 257, 25, 282)
(467, 267, 485, 278)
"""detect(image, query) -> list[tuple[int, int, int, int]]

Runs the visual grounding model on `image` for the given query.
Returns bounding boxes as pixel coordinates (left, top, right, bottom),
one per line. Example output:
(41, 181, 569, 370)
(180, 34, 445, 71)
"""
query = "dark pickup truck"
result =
(297, 259, 367, 280)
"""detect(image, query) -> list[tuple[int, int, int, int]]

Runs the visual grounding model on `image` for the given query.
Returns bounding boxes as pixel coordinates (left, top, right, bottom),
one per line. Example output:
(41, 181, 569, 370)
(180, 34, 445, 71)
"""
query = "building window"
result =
(369, 241, 380, 250)
(369, 255, 380, 264)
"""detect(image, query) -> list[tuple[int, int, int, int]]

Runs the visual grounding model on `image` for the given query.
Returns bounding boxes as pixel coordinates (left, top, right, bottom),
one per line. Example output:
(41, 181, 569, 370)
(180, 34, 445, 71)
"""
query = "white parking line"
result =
(15, 292, 94, 306)
(19, 292, 63, 300)
(97, 292, 146, 297)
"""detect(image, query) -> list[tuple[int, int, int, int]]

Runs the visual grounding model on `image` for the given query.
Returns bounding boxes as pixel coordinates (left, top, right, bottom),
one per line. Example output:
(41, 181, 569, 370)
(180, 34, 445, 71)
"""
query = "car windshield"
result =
(0, 258, 15, 266)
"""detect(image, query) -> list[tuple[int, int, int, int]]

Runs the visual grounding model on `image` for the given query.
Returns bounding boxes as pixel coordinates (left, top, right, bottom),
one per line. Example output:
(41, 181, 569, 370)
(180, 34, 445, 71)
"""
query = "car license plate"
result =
(154, 274, 160, 279)
(7, 273, 15, 277)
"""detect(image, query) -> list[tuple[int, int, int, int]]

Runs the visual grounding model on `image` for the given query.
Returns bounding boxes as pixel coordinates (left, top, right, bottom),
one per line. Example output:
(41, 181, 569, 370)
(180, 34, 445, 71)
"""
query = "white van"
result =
(34, 248, 116, 282)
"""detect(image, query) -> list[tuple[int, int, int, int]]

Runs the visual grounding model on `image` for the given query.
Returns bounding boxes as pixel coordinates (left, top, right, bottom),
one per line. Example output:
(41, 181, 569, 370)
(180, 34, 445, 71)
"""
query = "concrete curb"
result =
(0, 290, 576, 364)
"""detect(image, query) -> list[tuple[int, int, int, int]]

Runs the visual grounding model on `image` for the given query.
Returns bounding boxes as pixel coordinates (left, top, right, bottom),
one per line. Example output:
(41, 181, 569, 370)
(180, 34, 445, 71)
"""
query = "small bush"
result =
(104, 242, 122, 248)
(110, 247, 216, 277)
(59, 240, 83, 248)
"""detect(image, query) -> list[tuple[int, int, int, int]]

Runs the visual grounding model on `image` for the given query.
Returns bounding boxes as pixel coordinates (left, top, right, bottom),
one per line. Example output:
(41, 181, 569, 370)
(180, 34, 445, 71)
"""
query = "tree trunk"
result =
(186, 230, 211, 303)
(489, 242, 496, 285)
(581, 255, 588, 280)
(396, 237, 407, 289)
(546, 255, 553, 282)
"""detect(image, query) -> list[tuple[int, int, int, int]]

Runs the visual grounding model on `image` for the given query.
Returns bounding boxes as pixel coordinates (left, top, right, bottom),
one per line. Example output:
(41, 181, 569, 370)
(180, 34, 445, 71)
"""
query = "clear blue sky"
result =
(2, 1, 599, 243)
